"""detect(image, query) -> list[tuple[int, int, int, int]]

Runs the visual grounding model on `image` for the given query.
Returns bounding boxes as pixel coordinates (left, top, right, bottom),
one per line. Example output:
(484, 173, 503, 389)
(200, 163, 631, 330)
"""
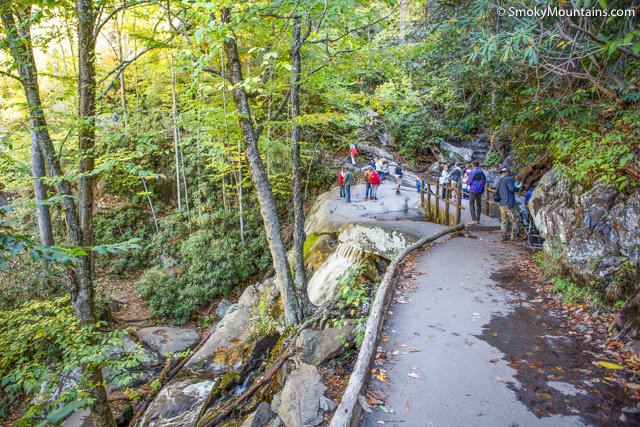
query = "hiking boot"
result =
(468, 220, 478, 225)
(365, 197, 369, 200)
(374, 197, 378, 200)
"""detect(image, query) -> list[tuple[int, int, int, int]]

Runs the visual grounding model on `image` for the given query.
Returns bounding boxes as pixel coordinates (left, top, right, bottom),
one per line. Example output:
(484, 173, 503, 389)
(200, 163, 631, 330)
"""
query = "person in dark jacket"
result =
(465, 160, 486, 224)
(394, 162, 404, 195)
(496, 167, 522, 241)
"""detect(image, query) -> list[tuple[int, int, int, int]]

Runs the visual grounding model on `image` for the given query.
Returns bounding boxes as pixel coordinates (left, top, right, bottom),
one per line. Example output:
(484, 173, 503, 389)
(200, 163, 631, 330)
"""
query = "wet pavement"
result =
(361, 231, 638, 427)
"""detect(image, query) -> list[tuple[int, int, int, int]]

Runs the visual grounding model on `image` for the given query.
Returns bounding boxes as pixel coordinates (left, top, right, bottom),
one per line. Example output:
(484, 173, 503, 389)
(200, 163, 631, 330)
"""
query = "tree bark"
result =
(31, 136, 54, 246)
(290, 15, 312, 313)
(76, 0, 117, 425)
(0, 9, 54, 246)
(221, 8, 302, 325)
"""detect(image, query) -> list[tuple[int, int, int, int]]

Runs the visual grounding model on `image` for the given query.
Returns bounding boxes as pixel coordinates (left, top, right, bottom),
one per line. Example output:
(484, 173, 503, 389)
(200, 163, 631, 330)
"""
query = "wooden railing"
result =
(420, 177, 498, 226)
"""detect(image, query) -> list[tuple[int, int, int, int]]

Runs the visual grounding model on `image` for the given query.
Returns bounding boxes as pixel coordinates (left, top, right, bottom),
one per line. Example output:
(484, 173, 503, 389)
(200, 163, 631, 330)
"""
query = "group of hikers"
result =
(338, 146, 404, 203)
(340, 145, 530, 242)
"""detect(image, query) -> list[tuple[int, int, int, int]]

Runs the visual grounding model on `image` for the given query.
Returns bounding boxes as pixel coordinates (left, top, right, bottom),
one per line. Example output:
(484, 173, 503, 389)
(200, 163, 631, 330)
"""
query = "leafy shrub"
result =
(135, 208, 271, 324)
(93, 205, 153, 276)
(484, 150, 503, 168)
(0, 297, 144, 425)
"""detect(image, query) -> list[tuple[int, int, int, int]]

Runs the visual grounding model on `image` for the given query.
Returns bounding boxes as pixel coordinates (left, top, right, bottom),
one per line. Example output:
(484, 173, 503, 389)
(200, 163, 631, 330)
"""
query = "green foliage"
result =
(331, 265, 372, 347)
(552, 276, 589, 305)
(248, 288, 282, 339)
(484, 151, 503, 168)
(93, 205, 153, 276)
(135, 207, 272, 323)
(0, 297, 144, 424)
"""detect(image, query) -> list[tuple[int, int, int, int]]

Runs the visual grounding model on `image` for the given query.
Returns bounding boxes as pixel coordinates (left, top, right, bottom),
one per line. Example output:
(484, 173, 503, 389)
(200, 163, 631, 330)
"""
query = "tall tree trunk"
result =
(31, 136, 54, 246)
(221, 8, 301, 325)
(76, 1, 117, 425)
(1, 5, 115, 426)
(290, 15, 311, 313)
(0, 9, 54, 246)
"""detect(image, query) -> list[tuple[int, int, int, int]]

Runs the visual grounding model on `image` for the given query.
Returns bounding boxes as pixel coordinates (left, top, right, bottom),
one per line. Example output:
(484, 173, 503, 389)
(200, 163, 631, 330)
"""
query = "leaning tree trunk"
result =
(221, 8, 302, 325)
(0, 9, 54, 246)
(290, 15, 312, 313)
(29, 103, 54, 246)
(76, 1, 117, 425)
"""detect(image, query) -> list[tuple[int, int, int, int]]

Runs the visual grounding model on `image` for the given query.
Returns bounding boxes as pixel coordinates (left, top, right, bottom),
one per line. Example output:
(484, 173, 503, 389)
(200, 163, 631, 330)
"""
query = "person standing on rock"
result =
(466, 160, 487, 225)
(338, 166, 346, 199)
(496, 167, 522, 241)
(370, 168, 381, 200)
(364, 166, 373, 200)
(394, 162, 404, 195)
(343, 168, 354, 203)
(350, 144, 358, 165)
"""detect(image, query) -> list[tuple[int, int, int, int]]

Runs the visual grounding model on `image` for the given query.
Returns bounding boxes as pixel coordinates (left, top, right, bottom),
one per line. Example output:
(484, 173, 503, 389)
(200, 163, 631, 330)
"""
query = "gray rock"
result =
(136, 327, 200, 356)
(271, 363, 327, 427)
(297, 322, 357, 366)
(242, 401, 275, 427)
(441, 141, 474, 163)
(63, 408, 92, 427)
(529, 169, 639, 283)
(319, 396, 337, 413)
(269, 417, 283, 427)
(215, 299, 235, 319)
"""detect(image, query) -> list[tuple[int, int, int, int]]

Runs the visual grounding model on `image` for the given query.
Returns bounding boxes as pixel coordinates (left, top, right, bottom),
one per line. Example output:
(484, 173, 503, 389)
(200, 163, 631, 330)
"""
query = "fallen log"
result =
(197, 347, 293, 427)
(329, 223, 464, 427)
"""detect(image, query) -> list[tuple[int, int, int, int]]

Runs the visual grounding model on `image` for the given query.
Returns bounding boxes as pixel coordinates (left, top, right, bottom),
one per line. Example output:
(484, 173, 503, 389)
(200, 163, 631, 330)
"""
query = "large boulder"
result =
(271, 364, 328, 427)
(529, 169, 639, 283)
(297, 321, 357, 366)
(441, 141, 474, 163)
(136, 327, 200, 357)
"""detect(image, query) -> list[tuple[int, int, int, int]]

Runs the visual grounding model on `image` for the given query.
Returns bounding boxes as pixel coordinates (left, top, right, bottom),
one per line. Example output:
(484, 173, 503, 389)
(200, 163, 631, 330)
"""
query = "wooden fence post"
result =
(455, 180, 462, 225)
(435, 181, 440, 224)
(444, 183, 451, 226)
(426, 178, 432, 221)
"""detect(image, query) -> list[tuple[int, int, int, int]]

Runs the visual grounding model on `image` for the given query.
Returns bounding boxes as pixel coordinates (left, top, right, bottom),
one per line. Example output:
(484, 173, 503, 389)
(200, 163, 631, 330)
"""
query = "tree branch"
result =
(94, 0, 150, 40)
(255, 88, 291, 139)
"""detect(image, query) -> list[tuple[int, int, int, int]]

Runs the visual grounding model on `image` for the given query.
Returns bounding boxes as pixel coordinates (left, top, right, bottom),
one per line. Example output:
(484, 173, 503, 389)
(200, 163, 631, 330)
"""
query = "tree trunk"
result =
(30, 122, 54, 246)
(221, 8, 301, 325)
(290, 15, 312, 313)
(0, 9, 54, 247)
(1, 5, 116, 426)
(76, 1, 117, 425)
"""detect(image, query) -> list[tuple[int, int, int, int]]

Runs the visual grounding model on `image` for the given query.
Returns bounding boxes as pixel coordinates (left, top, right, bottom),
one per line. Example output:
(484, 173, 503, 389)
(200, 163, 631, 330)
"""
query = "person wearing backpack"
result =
(370, 168, 381, 200)
(496, 167, 522, 241)
(465, 160, 486, 225)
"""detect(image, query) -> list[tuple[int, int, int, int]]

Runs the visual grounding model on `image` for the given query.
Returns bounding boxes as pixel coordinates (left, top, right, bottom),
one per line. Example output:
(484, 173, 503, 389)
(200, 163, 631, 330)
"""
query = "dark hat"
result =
(500, 167, 509, 173)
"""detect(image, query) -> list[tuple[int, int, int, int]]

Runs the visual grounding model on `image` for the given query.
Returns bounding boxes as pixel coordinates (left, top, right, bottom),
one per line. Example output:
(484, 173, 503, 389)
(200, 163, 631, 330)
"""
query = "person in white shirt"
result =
(439, 165, 450, 198)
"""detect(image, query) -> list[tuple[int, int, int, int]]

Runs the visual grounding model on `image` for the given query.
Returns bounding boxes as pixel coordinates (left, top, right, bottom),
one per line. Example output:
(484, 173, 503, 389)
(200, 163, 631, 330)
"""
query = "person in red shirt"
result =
(370, 169, 381, 200)
(350, 144, 358, 165)
(338, 166, 346, 198)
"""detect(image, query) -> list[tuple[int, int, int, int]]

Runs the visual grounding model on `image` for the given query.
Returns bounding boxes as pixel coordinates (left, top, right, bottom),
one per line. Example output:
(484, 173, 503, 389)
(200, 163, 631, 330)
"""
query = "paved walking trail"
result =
(361, 231, 638, 427)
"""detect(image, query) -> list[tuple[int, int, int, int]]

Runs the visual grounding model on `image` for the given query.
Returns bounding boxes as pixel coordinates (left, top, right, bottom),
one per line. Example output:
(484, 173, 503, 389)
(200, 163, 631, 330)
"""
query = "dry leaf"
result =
(409, 348, 422, 353)
(408, 372, 420, 379)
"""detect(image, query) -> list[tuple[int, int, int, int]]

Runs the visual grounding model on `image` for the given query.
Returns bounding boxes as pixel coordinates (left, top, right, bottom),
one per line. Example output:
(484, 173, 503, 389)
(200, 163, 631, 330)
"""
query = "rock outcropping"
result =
(529, 169, 639, 284)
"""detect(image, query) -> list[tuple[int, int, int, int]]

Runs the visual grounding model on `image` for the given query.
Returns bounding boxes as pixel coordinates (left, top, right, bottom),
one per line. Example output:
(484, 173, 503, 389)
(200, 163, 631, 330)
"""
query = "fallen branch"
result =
(329, 223, 464, 427)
